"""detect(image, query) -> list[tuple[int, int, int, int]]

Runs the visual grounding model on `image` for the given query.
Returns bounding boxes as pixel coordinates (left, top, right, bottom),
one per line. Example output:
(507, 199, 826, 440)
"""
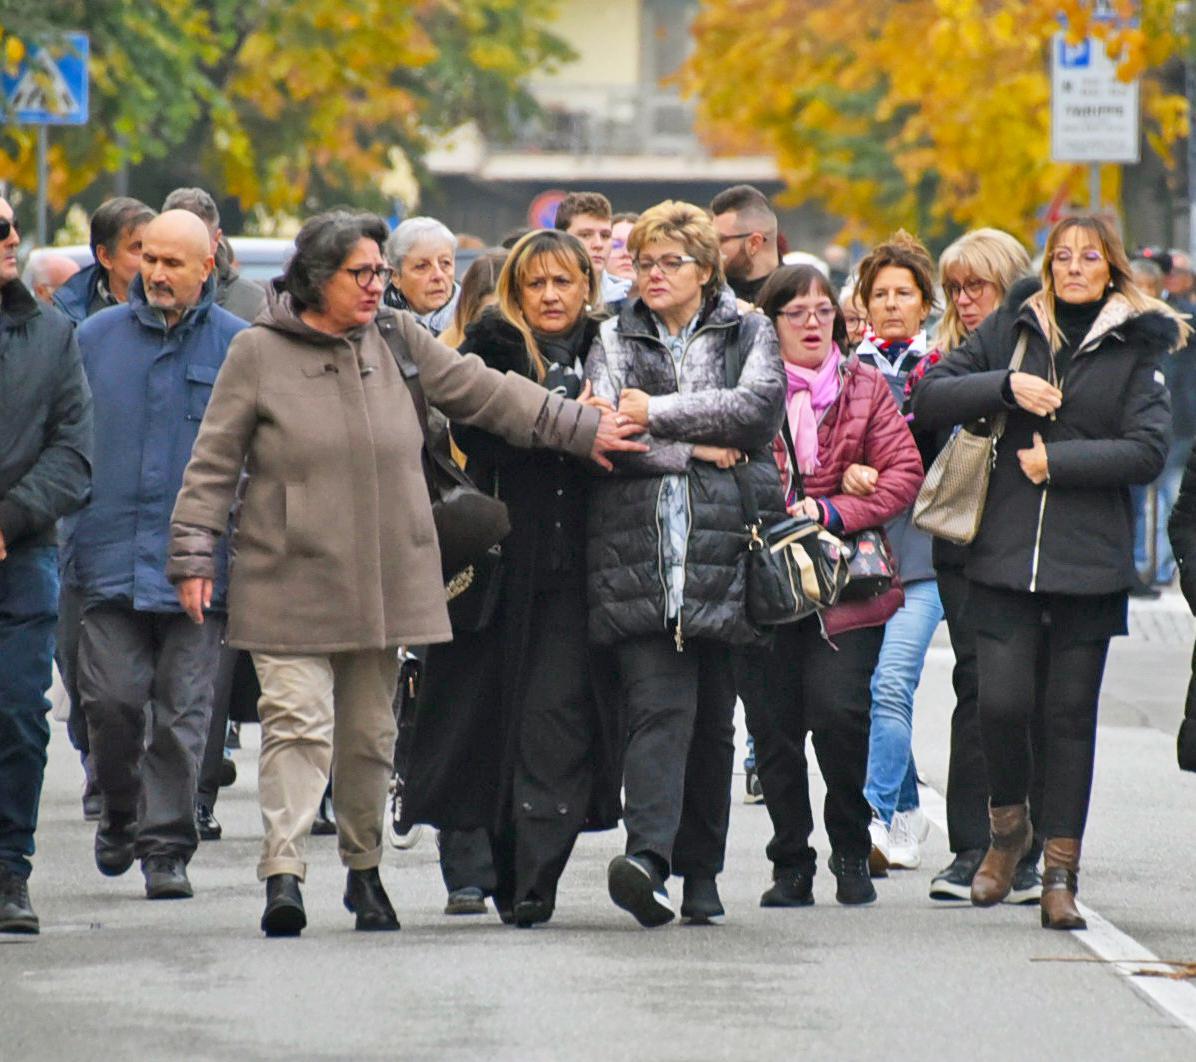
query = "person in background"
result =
(438, 250, 506, 350)
(709, 184, 781, 304)
(53, 197, 156, 324)
(824, 244, 852, 293)
(607, 212, 639, 284)
(853, 231, 941, 875)
(841, 285, 870, 353)
(30, 253, 80, 304)
(914, 215, 1180, 929)
(555, 191, 627, 305)
(384, 216, 460, 334)
(0, 196, 93, 934)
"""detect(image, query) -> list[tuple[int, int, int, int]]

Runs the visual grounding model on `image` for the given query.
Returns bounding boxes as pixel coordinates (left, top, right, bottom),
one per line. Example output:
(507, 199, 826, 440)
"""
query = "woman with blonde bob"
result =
(914, 216, 1187, 929)
(400, 229, 622, 928)
(584, 200, 786, 927)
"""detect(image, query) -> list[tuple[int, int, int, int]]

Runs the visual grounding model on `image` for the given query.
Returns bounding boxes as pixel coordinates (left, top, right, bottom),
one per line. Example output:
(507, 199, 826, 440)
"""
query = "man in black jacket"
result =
(0, 197, 93, 933)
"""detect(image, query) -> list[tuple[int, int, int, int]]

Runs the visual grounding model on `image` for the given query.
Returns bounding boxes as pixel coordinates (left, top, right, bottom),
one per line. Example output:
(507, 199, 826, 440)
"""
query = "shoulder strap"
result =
(991, 330, 1030, 445)
(378, 317, 430, 443)
(780, 417, 804, 501)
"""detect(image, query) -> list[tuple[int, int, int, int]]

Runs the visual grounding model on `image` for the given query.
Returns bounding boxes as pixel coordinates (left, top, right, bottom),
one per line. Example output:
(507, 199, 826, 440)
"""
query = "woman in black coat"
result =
(400, 230, 621, 927)
(914, 215, 1183, 930)
(1167, 443, 1196, 772)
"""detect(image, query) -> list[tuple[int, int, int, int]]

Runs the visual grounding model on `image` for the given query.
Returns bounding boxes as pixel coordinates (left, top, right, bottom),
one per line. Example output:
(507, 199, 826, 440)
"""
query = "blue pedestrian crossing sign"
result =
(2, 33, 89, 126)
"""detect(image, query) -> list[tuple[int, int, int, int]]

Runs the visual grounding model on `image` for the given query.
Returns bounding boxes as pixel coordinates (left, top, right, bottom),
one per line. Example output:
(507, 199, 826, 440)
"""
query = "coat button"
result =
(556, 488, 564, 497)
(521, 801, 533, 812)
(557, 803, 568, 815)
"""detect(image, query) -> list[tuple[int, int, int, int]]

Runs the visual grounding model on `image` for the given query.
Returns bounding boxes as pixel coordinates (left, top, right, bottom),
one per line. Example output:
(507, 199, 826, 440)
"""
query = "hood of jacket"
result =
(258, 279, 394, 346)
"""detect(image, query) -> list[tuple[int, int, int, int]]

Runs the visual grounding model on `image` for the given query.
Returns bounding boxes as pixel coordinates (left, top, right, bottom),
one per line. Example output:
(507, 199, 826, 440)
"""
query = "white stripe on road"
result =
(917, 785, 1196, 1034)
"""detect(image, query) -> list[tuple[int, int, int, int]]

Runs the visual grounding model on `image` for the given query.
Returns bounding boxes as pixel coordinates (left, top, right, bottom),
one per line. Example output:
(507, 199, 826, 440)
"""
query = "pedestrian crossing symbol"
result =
(2, 32, 89, 126)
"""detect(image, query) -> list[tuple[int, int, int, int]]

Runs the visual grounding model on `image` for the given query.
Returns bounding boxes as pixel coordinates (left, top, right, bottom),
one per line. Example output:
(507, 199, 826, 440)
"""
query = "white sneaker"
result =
(905, 806, 930, 843)
(888, 810, 922, 870)
(867, 812, 891, 876)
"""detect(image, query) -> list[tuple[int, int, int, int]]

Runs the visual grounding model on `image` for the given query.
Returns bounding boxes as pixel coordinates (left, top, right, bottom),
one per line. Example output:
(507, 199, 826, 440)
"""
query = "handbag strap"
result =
(989, 330, 1030, 446)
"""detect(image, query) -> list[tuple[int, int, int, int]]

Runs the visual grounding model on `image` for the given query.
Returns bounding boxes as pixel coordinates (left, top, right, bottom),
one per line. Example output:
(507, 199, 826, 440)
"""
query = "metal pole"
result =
(36, 125, 47, 246)
(1188, 4, 1196, 258)
(1090, 162, 1101, 214)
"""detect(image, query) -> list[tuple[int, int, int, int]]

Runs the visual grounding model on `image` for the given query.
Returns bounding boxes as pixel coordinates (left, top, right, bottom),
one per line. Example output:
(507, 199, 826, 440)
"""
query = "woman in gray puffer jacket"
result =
(583, 200, 786, 928)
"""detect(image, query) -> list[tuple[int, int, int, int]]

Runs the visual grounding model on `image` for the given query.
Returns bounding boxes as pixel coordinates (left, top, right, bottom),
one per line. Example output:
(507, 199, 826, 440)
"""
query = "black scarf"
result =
(534, 317, 589, 399)
(1053, 293, 1108, 382)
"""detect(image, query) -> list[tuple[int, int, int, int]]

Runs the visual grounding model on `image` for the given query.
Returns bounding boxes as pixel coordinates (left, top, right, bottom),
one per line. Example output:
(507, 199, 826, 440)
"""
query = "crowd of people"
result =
(2, 180, 1194, 942)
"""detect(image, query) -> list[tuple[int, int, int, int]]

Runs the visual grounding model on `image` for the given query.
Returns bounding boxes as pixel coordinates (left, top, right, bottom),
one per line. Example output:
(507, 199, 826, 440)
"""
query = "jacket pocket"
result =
(284, 482, 319, 557)
(185, 363, 220, 421)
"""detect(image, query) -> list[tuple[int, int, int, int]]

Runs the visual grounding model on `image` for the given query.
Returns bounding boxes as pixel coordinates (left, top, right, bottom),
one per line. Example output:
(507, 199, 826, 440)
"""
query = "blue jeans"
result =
(1132, 438, 1191, 583)
(0, 546, 59, 879)
(864, 579, 943, 825)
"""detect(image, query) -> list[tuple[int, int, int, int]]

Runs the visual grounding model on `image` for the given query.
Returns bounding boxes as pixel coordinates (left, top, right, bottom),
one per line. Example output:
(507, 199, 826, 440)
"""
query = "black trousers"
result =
(440, 827, 498, 894)
(56, 582, 88, 758)
(975, 588, 1113, 840)
(615, 635, 736, 878)
(735, 619, 882, 872)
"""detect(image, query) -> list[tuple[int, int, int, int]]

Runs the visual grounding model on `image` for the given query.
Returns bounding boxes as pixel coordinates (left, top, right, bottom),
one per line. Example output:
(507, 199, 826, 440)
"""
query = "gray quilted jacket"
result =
(583, 286, 786, 647)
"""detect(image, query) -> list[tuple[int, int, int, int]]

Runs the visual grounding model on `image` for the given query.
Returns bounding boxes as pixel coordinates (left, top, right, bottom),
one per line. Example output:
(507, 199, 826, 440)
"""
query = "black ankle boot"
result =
(94, 810, 137, 877)
(343, 867, 400, 931)
(261, 874, 306, 937)
(0, 866, 39, 934)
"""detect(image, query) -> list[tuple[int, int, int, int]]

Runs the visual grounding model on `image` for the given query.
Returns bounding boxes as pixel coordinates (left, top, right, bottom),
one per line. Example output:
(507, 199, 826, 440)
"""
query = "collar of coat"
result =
(0, 276, 40, 328)
(463, 307, 601, 373)
(1016, 285, 1185, 355)
(126, 272, 217, 334)
(615, 283, 740, 342)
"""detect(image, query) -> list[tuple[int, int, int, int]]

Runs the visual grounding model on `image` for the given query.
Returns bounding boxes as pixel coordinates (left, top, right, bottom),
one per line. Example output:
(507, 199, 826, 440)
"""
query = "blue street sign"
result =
(2, 32, 89, 126)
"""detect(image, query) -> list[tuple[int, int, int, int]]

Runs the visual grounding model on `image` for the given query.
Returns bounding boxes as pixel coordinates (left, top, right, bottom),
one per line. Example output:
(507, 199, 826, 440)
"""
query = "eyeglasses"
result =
(717, 232, 754, 244)
(1051, 249, 1105, 267)
(777, 306, 837, 326)
(943, 277, 992, 302)
(0, 217, 21, 241)
(633, 254, 698, 276)
(343, 265, 394, 289)
(844, 313, 868, 327)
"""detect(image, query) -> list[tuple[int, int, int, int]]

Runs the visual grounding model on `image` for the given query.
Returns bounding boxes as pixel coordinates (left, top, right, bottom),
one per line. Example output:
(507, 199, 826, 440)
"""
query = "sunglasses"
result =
(0, 217, 21, 241)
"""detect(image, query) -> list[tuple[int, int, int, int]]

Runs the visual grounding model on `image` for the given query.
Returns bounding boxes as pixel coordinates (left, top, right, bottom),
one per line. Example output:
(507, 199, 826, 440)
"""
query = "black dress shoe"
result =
(261, 874, 306, 937)
(513, 895, 554, 928)
(0, 866, 39, 934)
(680, 877, 725, 925)
(343, 867, 400, 931)
(760, 867, 815, 908)
(142, 855, 193, 900)
(218, 755, 237, 788)
(196, 802, 222, 841)
(95, 812, 137, 877)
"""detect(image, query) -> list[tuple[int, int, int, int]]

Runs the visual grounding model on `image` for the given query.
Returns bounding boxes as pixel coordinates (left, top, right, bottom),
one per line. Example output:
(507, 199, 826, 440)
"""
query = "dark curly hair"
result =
(283, 209, 389, 311)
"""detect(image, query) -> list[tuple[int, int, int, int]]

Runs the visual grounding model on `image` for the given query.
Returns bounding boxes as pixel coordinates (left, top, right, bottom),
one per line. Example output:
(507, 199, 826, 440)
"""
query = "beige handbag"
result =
(912, 333, 1028, 545)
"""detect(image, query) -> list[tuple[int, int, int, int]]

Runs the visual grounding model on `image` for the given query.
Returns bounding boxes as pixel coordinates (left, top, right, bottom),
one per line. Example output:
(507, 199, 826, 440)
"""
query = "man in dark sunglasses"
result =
(0, 195, 94, 933)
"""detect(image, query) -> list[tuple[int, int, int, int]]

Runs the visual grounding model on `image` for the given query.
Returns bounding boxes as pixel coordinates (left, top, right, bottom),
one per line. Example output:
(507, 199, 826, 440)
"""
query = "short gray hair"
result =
(283, 209, 389, 311)
(162, 187, 220, 232)
(386, 216, 456, 271)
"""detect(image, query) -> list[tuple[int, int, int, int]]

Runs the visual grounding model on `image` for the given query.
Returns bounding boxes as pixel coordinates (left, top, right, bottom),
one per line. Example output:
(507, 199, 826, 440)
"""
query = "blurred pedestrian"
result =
(555, 191, 628, 305)
(841, 285, 870, 352)
(29, 253, 80, 304)
(710, 184, 781, 304)
(607, 211, 639, 283)
(53, 197, 155, 323)
(384, 216, 460, 334)
(437, 249, 506, 350)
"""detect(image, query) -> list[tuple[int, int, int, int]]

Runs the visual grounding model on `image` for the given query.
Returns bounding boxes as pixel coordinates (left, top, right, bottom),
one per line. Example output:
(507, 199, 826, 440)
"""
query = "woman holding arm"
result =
(914, 216, 1181, 928)
(584, 200, 787, 927)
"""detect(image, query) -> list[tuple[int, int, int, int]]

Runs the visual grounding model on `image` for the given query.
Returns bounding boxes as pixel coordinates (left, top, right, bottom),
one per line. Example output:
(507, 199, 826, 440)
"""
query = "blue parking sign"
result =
(2, 32, 89, 125)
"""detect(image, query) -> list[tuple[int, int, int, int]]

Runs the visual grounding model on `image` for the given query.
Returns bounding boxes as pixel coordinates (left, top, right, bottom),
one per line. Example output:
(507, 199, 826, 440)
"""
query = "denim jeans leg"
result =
(896, 756, 919, 813)
(0, 547, 59, 880)
(863, 579, 943, 824)
(1155, 440, 1190, 583)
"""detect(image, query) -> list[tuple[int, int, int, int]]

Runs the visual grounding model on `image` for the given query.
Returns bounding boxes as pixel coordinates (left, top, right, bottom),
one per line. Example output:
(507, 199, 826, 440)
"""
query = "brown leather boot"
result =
(970, 801, 1032, 907)
(1040, 838, 1086, 930)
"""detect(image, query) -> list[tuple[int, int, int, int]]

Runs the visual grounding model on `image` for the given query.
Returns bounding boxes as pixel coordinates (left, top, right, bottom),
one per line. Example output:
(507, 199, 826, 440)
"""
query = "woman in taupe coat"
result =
(166, 210, 641, 937)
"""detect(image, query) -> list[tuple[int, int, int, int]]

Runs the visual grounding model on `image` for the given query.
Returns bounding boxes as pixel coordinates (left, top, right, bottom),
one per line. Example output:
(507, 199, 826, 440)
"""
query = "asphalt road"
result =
(4, 593, 1196, 1061)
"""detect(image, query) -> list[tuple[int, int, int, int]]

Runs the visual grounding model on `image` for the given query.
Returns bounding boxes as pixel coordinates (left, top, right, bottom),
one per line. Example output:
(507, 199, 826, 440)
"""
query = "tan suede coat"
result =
(168, 294, 599, 652)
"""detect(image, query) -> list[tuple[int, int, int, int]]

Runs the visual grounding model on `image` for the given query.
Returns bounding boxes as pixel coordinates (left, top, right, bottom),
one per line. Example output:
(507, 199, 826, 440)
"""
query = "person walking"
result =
(734, 265, 922, 909)
(383, 216, 460, 334)
(914, 216, 1181, 929)
(0, 197, 93, 933)
(584, 200, 786, 927)
(166, 209, 644, 937)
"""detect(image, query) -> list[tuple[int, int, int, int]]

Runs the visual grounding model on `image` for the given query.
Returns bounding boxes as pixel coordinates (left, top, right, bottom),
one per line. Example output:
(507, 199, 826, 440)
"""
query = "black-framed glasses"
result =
(943, 277, 992, 302)
(343, 264, 393, 289)
(777, 305, 837, 326)
(0, 217, 21, 241)
(632, 254, 697, 276)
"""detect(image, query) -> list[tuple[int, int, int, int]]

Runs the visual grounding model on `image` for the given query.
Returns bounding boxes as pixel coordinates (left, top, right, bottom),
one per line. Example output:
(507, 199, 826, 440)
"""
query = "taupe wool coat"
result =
(168, 292, 599, 652)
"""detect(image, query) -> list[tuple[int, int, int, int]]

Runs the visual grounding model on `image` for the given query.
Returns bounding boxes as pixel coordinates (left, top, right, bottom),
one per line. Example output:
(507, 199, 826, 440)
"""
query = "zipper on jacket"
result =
(654, 477, 671, 634)
(674, 478, 694, 653)
(1029, 486, 1048, 592)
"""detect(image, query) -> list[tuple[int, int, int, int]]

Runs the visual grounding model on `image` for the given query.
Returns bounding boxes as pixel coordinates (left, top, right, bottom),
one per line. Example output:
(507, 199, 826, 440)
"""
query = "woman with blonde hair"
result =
(437, 249, 507, 349)
(914, 216, 1184, 928)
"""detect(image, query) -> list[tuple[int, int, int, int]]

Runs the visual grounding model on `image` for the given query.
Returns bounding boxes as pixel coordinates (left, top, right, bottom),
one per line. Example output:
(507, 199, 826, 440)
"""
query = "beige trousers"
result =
(251, 649, 399, 881)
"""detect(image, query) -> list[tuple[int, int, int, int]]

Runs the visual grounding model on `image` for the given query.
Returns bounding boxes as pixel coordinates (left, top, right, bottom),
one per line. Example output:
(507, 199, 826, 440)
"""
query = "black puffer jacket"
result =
(583, 287, 786, 646)
(914, 279, 1174, 595)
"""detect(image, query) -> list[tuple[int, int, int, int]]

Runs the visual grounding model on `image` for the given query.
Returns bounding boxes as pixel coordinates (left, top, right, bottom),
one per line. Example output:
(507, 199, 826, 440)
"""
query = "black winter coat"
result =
(914, 280, 1173, 595)
(400, 311, 624, 834)
(1167, 443, 1196, 770)
(0, 280, 92, 550)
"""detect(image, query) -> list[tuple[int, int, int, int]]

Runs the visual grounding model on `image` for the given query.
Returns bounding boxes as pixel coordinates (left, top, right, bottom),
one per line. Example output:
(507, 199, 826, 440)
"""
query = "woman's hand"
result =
(590, 409, 650, 471)
(177, 577, 213, 624)
(577, 380, 614, 414)
(787, 498, 821, 521)
(1017, 432, 1050, 485)
(842, 463, 879, 496)
(1009, 372, 1062, 417)
(693, 445, 743, 469)
(617, 387, 651, 428)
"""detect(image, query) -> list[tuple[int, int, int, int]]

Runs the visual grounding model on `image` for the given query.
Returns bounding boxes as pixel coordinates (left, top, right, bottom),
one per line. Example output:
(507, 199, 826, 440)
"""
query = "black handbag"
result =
(378, 318, 511, 579)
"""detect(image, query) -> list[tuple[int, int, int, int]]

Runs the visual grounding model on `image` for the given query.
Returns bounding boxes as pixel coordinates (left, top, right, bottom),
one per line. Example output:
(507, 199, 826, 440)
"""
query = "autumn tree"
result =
(681, 0, 1189, 245)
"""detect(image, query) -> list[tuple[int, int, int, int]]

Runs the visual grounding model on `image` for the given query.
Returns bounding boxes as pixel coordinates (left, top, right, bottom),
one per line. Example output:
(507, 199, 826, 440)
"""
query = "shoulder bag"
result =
(912, 332, 1028, 545)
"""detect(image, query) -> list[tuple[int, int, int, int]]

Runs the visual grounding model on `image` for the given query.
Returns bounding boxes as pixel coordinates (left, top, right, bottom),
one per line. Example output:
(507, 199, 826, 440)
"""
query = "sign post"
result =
(1, 33, 90, 245)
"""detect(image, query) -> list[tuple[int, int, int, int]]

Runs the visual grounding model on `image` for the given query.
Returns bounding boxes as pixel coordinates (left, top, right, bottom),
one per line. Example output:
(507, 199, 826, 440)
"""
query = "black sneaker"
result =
(680, 877, 724, 925)
(828, 852, 877, 906)
(744, 767, 765, 805)
(760, 866, 814, 908)
(607, 854, 675, 928)
(929, 849, 985, 902)
(1006, 857, 1043, 905)
(0, 866, 39, 934)
(444, 886, 488, 915)
(196, 802, 222, 842)
(513, 894, 554, 928)
(143, 855, 193, 900)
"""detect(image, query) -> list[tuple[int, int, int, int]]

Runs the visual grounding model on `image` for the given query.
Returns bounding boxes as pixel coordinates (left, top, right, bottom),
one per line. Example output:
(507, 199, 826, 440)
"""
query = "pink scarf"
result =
(785, 345, 842, 475)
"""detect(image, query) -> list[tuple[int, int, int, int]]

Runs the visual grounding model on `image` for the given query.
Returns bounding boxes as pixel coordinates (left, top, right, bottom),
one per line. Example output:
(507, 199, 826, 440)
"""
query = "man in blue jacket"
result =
(72, 210, 246, 900)
(0, 197, 93, 934)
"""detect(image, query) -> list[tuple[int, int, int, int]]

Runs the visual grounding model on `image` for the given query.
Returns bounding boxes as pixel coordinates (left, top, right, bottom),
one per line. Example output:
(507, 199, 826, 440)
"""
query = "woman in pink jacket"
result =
(733, 265, 923, 908)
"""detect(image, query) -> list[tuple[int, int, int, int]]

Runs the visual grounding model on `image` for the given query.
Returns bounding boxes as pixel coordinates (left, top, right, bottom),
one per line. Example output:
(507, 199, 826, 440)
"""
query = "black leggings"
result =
(975, 591, 1112, 840)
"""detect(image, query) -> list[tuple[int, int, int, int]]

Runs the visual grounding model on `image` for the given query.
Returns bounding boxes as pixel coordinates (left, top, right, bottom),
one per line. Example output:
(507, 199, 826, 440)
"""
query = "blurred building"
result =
(422, 0, 837, 248)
